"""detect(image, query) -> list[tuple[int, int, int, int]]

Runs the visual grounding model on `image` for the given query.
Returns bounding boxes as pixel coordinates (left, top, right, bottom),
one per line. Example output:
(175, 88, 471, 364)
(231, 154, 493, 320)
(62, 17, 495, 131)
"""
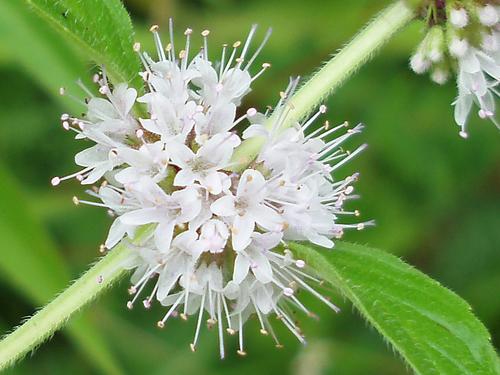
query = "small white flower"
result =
(453, 47, 500, 136)
(170, 132, 240, 194)
(409, 2, 499, 136)
(211, 169, 283, 250)
(199, 219, 230, 254)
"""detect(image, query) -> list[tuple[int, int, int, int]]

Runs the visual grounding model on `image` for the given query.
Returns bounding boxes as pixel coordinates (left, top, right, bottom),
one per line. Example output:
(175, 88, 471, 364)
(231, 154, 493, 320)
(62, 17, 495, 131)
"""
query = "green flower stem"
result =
(0, 244, 132, 371)
(230, 0, 415, 171)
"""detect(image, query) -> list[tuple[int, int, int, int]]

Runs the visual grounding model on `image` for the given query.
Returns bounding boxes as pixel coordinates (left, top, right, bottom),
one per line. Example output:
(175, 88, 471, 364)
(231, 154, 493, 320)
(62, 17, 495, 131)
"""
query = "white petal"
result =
(200, 171, 223, 195)
(105, 218, 128, 248)
(236, 169, 266, 199)
(210, 195, 236, 216)
(250, 204, 283, 232)
(251, 250, 273, 284)
(233, 254, 250, 284)
(174, 169, 196, 187)
(232, 214, 254, 251)
(155, 220, 175, 252)
(120, 207, 164, 225)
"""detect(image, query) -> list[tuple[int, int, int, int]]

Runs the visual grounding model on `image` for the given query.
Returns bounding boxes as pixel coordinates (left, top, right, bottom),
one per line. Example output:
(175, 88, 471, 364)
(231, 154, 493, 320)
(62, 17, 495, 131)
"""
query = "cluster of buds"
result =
(409, 0, 499, 137)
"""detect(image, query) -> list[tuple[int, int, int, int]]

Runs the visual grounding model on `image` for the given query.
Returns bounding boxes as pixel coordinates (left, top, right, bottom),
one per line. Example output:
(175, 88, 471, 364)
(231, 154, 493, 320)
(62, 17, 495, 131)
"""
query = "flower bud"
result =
(410, 51, 430, 74)
(477, 4, 498, 27)
(449, 7, 468, 28)
(431, 68, 449, 85)
(449, 37, 468, 57)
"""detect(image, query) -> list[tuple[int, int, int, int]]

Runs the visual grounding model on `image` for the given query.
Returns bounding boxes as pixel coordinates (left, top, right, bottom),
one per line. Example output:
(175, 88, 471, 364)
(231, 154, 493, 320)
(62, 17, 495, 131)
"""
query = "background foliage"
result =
(0, 0, 498, 374)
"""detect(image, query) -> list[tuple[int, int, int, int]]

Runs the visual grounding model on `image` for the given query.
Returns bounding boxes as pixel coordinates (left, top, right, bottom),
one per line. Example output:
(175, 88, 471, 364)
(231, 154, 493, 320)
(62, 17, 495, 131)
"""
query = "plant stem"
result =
(230, 0, 415, 170)
(0, 244, 132, 371)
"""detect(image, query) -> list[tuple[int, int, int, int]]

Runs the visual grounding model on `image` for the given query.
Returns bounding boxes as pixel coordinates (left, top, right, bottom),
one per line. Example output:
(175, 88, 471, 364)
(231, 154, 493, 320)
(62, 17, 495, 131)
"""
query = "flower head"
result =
(53, 20, 370, 357)
(409, 0, 500, 137)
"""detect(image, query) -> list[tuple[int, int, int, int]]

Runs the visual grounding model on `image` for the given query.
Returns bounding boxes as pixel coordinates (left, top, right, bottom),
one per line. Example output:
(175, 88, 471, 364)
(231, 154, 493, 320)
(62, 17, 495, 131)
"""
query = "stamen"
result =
(158, 292, 184, 328)
(150, 25, 167, 61)
(236, 313, 246, 356)
(238, 24, 258, 68)
(182, 28, 193, 71)
(191, 291, 206, 351)
(168, 18, 176, 62)
(245, 27, 273, 71)
(201, 30, 210, 60)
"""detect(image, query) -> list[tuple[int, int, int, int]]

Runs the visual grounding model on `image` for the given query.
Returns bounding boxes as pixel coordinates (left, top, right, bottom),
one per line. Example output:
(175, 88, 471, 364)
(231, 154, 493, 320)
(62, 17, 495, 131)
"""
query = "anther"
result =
(180, 313, 188, 321)
(143, 300, 151, 309)
(190, 343, 196, 352)
(133, 42, 141, 52)
(99, 244, 106, 253)
(149, 24, 159, 32)
(295, 260, 305, 268)
(226, 328, 236, 335)
(207, 318, 216, 326)
(283, 287, 294, 297)
(259, 329, 268, 335)
(99, 86, 109, 95)
(51, 177, 61, 186)
(319, 105, 327, 113)
(237, 350, 247, 356)
(59, 87, 65, 96)
(233, 41, 241, 48)
(246, 108, 257, 117)
(184, 28, 193, 36)
(459, 131, 468, 139)
(201, 29, 210, 37)
(72, 196, 80, 205)
(96, 275, 103, 284)
(157, 321, 165, 328)
(126, 301, 134, 310)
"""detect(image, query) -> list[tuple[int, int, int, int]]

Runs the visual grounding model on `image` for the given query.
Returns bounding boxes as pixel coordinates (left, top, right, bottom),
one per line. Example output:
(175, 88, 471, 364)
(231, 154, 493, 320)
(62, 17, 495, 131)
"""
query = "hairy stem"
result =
(0, 244, 132, 371)
(230, 0, 415, 170)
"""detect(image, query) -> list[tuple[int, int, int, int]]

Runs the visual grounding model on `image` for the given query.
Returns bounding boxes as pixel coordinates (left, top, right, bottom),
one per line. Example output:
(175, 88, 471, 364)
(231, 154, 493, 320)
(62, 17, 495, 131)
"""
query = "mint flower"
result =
(409, 0, 499, 137)
(52, 21, 370, 358)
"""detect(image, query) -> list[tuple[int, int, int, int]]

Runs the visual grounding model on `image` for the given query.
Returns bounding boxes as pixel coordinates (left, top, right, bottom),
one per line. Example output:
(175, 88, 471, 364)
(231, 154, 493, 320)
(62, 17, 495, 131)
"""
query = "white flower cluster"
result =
(409, 1, 499, 137)
(53, 21, 370, 357)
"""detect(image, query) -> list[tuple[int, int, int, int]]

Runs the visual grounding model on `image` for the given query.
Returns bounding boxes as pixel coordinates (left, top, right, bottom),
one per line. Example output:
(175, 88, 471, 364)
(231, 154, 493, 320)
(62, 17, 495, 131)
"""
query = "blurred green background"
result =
(0, 0, 498, 374)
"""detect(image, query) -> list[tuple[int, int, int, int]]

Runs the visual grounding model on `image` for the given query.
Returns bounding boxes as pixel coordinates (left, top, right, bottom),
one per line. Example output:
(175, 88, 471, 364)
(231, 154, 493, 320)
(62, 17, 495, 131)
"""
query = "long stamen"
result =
(245, 27, 273, 71)
(168, 18, 176, 62)
(236, 313, 246, 356)
(150, 25, 167, 61)
(158, 292, 185, 328)
(190, 291, 206, 352)
(217, 294, 225, 359)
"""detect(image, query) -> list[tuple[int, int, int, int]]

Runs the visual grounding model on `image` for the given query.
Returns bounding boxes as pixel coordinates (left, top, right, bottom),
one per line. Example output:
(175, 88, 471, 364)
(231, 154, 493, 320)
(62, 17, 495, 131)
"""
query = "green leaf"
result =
(288, 242, 500, 375)
(0, 164, 124, 375)
(0, 0, 88, 112)
(22, 0, 140, 86)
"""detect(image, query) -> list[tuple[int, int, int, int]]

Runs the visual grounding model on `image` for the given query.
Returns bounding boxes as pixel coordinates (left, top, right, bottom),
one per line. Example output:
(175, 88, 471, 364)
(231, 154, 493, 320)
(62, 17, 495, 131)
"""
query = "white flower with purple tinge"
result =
(409, 1, 500, 137)
(52, 20, 371, 358)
